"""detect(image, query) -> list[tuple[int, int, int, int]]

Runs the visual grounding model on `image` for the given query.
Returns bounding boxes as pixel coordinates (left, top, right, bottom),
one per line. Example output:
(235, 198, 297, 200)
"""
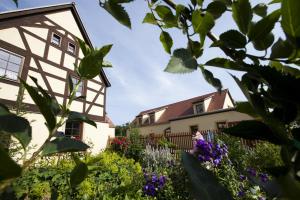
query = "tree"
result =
(99, 0, 300, 199)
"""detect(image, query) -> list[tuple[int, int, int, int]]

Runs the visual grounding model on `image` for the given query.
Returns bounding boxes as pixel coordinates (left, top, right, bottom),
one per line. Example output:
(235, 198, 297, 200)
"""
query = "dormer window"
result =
(137, 117, 142, 125)
(149, 113, 155, 124)
(68, 42, 76, 54)
(194, 102, 204, 114)
(51, 33, 61, 46)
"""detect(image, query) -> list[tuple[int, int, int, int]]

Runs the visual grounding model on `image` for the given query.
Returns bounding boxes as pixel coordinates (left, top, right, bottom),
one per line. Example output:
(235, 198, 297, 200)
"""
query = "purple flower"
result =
(259, 173, 269, 182)
(143, 173, 167, 197)
(247, 167, 257, 176)
(237, 190, 245, 197)
(239, 174, 246, 181)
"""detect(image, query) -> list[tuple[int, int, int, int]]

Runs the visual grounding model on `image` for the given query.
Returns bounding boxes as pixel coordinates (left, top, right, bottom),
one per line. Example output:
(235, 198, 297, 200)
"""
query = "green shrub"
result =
(125, 128, 144, 162)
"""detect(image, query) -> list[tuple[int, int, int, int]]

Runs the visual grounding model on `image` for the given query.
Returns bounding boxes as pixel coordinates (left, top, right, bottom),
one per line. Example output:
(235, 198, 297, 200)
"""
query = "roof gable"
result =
(0, 3, 111, 87)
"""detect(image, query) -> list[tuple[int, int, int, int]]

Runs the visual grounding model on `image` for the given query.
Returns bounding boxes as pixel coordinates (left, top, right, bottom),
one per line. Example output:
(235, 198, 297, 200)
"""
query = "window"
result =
(65, 121, 81, 140)
(71, 77, 83, 97)
(68, 42, 76, 54)
(0, 49, 23, 81)
(216, 121, 227, 130)
(51, 33, 61, 46)
(149, 113, 155, 124)
(138, 117, 142, 125)
(190, 125, 198, 135)
(194, 102, 204, 114)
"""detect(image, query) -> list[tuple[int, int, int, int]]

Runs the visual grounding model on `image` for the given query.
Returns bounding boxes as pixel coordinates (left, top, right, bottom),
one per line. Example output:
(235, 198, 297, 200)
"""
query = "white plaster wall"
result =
(93, 75, 102, 83)
(45, 10, 84, 40)
(21, 26, 48, 39)
(44, 21, 55, 26)
(86, 90, 96, 102)
(0, 83, 19, 101)
(87, 81, 101, 91)
(56, 97, 64, 105)
(170, 111, 253, 132)
(24, 33, 45, 57)
(69, 100, 83, 112)
(96, 94, 104, 105)
(138, 123, 170, 136)
(0, 28, 25, 49)
(204, 97, 212, 111)
(30, 58, 38, 69)
(223, 93, 234, 109)
(89, 105, 103, 116)
(46, 76, 65, 94)
(39, 61, 66, 78)
(63, 53, 76, 70)
(48, 46, 62, 64)
(82, 122, 115, 154)
(24, 113, 49, 155)
(155, 109, 166, 122)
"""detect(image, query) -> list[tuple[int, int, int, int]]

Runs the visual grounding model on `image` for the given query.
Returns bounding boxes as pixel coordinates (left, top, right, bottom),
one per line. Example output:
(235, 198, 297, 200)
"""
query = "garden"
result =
(1, 0, 300, 199)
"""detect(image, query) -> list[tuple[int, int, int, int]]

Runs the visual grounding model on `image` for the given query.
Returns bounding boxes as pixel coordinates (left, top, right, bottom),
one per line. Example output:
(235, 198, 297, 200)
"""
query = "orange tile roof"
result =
(136, 89, 232, 125)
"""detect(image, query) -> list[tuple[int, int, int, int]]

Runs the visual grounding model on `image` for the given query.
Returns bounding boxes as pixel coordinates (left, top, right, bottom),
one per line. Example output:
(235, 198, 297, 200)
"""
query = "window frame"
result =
(67, 42, 76, 54)
(64, 121, 82, 140)
(0, 48, 24, 82)
(149, 113, 155, 124)
(194, 102, 204, 114)
(51, 32, 62, 47)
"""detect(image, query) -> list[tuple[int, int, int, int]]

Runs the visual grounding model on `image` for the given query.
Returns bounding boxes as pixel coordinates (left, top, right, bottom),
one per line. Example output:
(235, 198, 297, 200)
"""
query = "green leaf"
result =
(12, 0, 18, 7)
(236, 101, 259, 118)
(0, 145, 22, 181)
(207, 1, 227, 19)
(21, 79, 57, 131)
(223, 120, 284, 144)
(248, 9, 280, 41)
(188, 40, 203, 58)
(142, 13, 157, 25)
(0, 114, 32, 148)
(219, 30, 247, 49)
(164, 48, 198, 74)
(192, 10, 215, 44)
(270, 38, 293, 58)
(252, 32, 274, 51)
(155, 5, 177, 27)
(102, 60, 113, 68)
(77, 38, 91, 56)
(199, 66, 222, 92)
(253, 3, 268, 17)
(176, 4, 186, 16)
(232, 0, 252, 34)
(41, 137, 90, 156)
(68, 111, 97, 128)
(269, 0, 281, 4)
(78, 44, 112, 79)
(205, 58, 247, 71)
(181, 152, 232, 200)
(68, 74, 73, 95)
(102, 0, 131, 29)
(0, 103, 10, 116)
(281, 0, 300, 39)
(70, 162, 88, 188)
(270, 61, 300, 78)
(160, 31, 173, 54)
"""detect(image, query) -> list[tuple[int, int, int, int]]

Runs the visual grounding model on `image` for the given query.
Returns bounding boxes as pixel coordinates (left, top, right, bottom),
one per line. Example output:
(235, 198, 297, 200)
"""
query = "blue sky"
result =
(0, 0, 277, 125)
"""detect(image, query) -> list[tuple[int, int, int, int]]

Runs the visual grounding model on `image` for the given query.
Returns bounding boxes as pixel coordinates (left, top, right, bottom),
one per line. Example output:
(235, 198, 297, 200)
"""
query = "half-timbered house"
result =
(0, 3, 115, 154)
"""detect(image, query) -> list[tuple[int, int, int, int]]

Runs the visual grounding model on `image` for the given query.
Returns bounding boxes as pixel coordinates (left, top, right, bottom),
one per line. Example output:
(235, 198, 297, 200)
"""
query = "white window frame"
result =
(51, 33, 62, 46)
(67, 42, 76, 54)
(194, 102, 204, 114)
(0, 48, 24, 82)
(71, 76, 84, 97)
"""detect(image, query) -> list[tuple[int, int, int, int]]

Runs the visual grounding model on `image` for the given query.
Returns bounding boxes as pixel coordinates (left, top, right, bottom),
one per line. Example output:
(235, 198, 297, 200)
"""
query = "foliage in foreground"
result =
(99, 0, 300, 199)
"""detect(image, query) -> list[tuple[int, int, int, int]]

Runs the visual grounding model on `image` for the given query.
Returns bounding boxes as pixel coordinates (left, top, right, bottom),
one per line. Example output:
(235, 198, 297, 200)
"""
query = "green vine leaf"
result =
(270, 61, 300, 78)
(252, 32, 274, 51)
(281, 0, 300, 39)
(160, 31, 173, 54)
(0, 114, 32, 148)
(102, 0, 131, 29)
(192, 10, 215, 45)
(205, 58, 247, 71)
(236, 101, 259, 118)
(0, 103, 9, 116)
(199, 66, 222, 92)
(270, 38, 293, 58)
(207, 1, 227, 19)
(70, 162, 88, 188)
(232, 0, 252, 34)
(41, 137, 90, 156)
(68, 111, 97, 128)
(219, 30, 247, 49)
(253, 3, 268, 17)
(164, 48, 198, 74)
(155, 5, 177, 27)
(188, 40, 203, 58)
(142, 13, 157, 25)
(0, 146, 22, 181)
(248, 9, 281, 42)
(12, 0, 18, 7)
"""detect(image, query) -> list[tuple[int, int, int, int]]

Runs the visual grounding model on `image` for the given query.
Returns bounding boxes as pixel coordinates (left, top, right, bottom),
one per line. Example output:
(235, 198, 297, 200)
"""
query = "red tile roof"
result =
(136, 89, 233, 125)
